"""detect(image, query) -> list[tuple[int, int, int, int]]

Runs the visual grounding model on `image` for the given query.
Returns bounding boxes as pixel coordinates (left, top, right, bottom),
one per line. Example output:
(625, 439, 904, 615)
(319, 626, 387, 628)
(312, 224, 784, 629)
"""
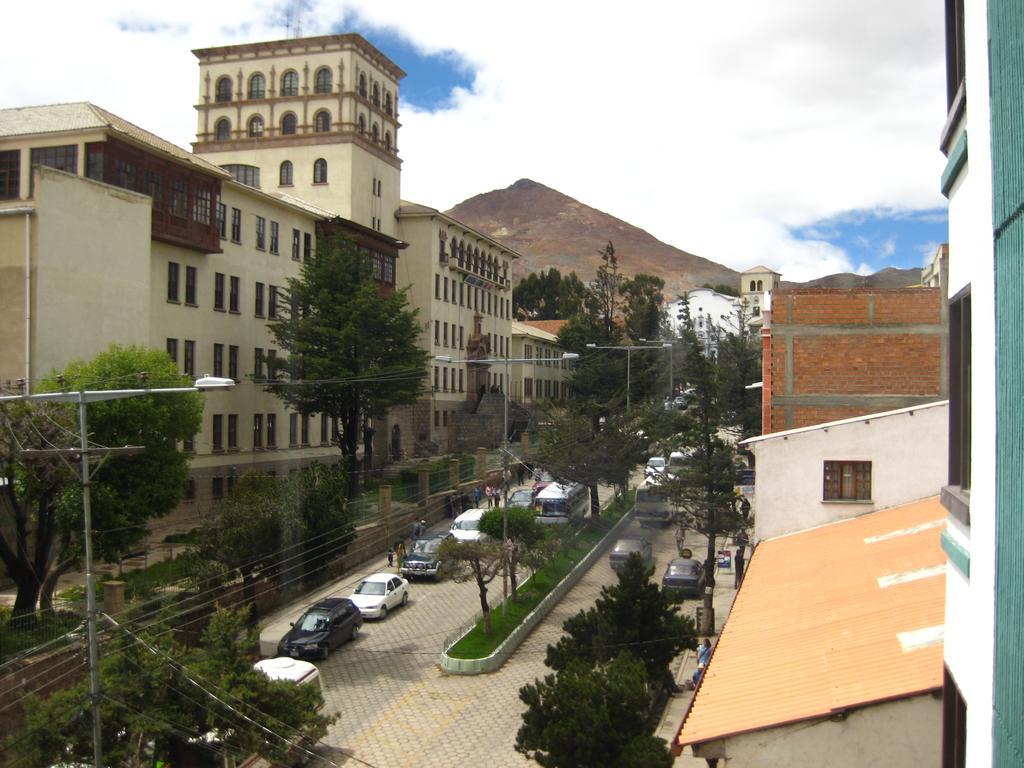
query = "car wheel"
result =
(379, 605, 387, 619)
(320, 645, 329, 661)
(401, 591, 409, 606)
(350, 624, 359, 641)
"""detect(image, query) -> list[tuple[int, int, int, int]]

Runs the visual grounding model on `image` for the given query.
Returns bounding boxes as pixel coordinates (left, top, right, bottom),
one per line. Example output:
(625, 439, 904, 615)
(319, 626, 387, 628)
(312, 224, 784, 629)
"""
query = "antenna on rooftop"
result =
(285, 0, 305, 38)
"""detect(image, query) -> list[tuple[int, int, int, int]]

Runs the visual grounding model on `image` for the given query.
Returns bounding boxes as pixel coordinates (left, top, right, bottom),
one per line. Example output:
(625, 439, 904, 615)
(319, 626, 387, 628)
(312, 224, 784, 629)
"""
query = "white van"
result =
(634, 479, 673, 527)
(535, 482, 588, 525)
(450, 508, 488, 541)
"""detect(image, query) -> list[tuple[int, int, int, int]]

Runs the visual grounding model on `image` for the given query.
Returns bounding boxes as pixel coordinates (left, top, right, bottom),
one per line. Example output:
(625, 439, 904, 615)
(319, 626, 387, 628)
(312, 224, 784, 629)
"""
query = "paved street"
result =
(315, 508, 700, 768)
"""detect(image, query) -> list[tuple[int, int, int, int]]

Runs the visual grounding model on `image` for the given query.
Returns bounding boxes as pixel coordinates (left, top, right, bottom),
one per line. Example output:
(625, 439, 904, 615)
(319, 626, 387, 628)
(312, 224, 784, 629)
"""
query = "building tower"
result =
(192, 34, 403, 237)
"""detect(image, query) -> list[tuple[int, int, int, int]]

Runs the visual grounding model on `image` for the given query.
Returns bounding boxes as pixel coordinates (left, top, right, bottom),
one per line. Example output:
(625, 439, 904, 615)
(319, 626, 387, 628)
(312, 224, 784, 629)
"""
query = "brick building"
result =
(761, 287, 947, 434)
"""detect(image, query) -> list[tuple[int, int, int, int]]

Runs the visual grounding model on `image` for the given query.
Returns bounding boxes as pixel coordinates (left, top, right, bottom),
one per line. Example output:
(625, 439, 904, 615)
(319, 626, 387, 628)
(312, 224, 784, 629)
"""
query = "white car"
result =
(350, 573, 409, 619)
(450, 508, 488, 542)
(645, 456, 667, 479)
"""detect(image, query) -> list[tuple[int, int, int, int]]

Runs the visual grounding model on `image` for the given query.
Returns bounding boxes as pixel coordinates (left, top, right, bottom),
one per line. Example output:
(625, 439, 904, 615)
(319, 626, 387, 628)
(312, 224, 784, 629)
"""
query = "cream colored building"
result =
(0, 102, 345, 508)
(510, 321, 571, 404)
(192, 34, 402, 237)
(740, 265, 781, 325)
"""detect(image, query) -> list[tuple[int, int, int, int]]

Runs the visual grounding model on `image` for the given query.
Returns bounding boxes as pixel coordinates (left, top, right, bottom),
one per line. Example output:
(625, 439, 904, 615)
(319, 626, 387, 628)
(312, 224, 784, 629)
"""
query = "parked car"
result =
(661, 557, 706, 598)
(609, 537, 654, 572)
(645, 456, 667, 479)
(532, 470, 556, 495)
(506, 488, 535, 509)
(350, 573, 409, 619)
(276, 597, 363, 659)
(450, 508, 488, 542)
(400, 531, 454, 580)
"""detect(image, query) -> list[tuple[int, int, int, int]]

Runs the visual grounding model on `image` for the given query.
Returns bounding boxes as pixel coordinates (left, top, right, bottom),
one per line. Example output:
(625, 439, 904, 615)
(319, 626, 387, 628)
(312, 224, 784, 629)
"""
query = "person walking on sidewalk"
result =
(411, 519, 425, 542)
(691, 638, 713, 687)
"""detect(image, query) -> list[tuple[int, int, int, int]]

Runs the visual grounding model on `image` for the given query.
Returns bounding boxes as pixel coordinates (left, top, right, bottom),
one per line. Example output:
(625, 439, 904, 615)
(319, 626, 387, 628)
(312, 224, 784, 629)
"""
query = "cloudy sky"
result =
(3, 1, 948, 281)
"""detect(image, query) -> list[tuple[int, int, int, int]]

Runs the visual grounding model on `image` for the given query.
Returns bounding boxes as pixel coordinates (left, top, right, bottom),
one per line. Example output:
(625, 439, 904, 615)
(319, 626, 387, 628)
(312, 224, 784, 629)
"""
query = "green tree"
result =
(516, 653, 673, 768)
(9, 608, 333, 767)
(545, 553, 695, 690)
(267, 233, 428, 496)
(591, 241, 623, 341)
(620, 273, 666, 343)
(479, 506, 545, 602)
(0, 345, 202, 619)
(717, 318, 763, 439)
(513, 268, 589, 320)
(438, 537, 504, 634)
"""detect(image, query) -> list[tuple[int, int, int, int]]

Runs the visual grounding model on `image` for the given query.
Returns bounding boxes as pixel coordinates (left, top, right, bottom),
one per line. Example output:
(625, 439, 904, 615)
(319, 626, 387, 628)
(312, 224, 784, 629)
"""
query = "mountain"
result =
(445, 179, 738, 298)
(789, 267, 924, 290)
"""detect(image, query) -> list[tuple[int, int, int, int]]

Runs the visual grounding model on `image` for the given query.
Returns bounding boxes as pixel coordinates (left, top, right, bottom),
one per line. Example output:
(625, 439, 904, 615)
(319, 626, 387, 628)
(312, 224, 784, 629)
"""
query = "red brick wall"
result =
(790, 335, 942, 394)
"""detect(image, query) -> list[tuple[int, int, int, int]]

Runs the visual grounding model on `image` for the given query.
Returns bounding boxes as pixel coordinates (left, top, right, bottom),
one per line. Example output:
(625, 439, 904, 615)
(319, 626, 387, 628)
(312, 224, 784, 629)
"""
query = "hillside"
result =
(789, 266, 924, 290)
(445, 179, 738, 298)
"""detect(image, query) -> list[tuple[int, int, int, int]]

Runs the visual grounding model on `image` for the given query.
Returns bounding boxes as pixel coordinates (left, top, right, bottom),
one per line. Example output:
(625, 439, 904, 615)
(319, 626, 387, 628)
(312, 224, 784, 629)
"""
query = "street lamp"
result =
(584, 342, 671, 411)
(0, 374, 234, 768)
(433, 352, 579, 607)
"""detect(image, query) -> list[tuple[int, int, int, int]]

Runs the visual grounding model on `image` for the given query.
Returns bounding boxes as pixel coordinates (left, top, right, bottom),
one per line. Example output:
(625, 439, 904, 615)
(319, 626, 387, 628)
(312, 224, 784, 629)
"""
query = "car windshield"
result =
(453, 518, 479, 531)
(510, 490, 532, 503)
(412, 538, 440, 554)
(616, 540, 643, 553)
(298, 611, 331, 632)
(355, 581, 386, 596)
(648, 458, 666, 468)
(670, 562, 699, 576)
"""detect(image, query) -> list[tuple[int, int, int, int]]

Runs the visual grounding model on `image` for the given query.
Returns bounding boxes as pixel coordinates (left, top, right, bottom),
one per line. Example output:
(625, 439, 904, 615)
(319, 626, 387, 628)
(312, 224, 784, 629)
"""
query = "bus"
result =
(634, 479, 674, 527)
(535, 482, 589, 525)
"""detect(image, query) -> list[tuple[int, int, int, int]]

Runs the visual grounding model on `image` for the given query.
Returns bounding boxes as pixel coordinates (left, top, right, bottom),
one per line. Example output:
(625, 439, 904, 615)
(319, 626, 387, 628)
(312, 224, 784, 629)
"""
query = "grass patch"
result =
(446, 491, 634, 659)
(106, 553, 195, 600)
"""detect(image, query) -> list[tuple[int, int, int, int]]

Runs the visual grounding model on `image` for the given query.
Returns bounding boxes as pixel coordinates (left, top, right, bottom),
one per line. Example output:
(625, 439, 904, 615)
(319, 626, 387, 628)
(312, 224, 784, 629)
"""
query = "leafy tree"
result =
(701, 282, 740, 297)
(590, 241, 623, 341)
(479, 506, 545, 602)
(513, 268, 590, 320)
(717, 316, 763, 439)
(545, 553, 695, 690)
(267, 233, 429, 495)
(0, 345, 202, 619)
(438, 537, 504, 634)
(516, 653, 673, 768)
(620, 273, 666, 343)
(9, 607, 333, 767)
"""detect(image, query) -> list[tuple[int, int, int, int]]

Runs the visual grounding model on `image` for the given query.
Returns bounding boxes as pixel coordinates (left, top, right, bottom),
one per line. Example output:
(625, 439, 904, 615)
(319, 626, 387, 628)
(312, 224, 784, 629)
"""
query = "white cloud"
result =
(1, 0, 948, 281)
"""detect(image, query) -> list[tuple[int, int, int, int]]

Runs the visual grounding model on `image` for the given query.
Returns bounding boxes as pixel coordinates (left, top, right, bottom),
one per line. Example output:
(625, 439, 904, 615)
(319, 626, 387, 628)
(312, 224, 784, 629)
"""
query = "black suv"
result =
(400, 531, 454, 580)
(277, 597, 363, 660)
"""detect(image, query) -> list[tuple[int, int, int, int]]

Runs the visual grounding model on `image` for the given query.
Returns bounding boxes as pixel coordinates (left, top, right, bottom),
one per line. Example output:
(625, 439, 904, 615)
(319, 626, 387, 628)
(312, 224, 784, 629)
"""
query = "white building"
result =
(741, 401, 948, 543)
(668, 288, 741, 359)
(739, 265, 780, 327)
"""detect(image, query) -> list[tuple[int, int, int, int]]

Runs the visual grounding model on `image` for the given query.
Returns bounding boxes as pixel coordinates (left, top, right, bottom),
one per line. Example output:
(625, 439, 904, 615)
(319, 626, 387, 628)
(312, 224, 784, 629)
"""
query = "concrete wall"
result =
(767, 287, 947, 433)
(694, 694, 940, 767)
(746, 401, 947, 542)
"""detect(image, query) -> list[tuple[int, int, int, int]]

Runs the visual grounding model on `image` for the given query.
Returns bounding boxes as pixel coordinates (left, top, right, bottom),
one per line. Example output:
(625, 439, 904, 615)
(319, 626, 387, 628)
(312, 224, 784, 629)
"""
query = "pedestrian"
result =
(411, 518, 425, 541)
(734, 550, 746, 588)
(516, 463, 526, 485)
(735, 529, 749, 559)
(691, 638, 713, 687)
(387, 545, 394, 568)
(675, 526, 685, 555)
(487, 485, 496, 508)
(395, 541, 406, 570)
(445, 493, 455, 519)
(474, 485, 482, 507)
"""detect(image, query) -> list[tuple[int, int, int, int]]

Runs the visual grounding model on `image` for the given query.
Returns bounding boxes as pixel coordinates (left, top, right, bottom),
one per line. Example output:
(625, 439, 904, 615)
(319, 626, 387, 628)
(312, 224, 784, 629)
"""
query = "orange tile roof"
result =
(519, 319, 567, 335)
(677, 497, 946, 748)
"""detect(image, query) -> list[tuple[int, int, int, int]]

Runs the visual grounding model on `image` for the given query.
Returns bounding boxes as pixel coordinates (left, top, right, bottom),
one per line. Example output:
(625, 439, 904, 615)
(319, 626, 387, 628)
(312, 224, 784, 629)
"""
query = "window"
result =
(253, 414, 264, 449)
(213, 343, 224, 377)
(228, 345, 238, 380)
(256, 216, 266, 250)
(443, 322, 449, 347)
(281, 113, 297, 135)
(248, 115, 264, 138)
(171, 178, 189, 218)
(948, 287, 972, 504)
(217, 202, 226, 238)
(942, 667, 967, 768)
(313, 158, 327, 183)
(372, 123, 379, 143)
(269, 285, 278, 319)
(222, 164, 260, 188)
(433, 367, 439, 391)
(301, 413, 310, 445)
(321, 414, 329, 445)
(254, 347, 264, 379)
(434, 410, 440, 428)
(385, 92, 393, 114)
(945, 0, 965, 109)
(267, 414, 277, 448)
(193, 188, 211, 224)
(270, 221, 279, 254)
(292, 229, 301, 260)
(314, 110, 331, 133)
(214, 272, 225, 310)
(372, 83, 380, 106)
(357, 115, 365, 135)
(435, 274, 440, 299)
(167, 262, 180, 302)
(314, 67, 332, 93)
(248, 73, 265, 99)
(289, 413, 299, 446)
(458, 369, 464, 392)
(281, 70, 299, 96)
(434, 320, 440, 345)
(215, 118, 231, 141)
(30, 146, 78, 193)
(444, 277, 449, 302)
(443, 368, 449, 391)
(227, 414, 238, 450)
(229, 276, 240, 312)
(279, 160, 293, 186)
(215, 76, 232, 102)
(359, 73, 367, 97)
(823, 461, 872, 501)
(166, 338, 178, 363)
(385, 132, 392, 151)
(255, 282, 265, 316)
(183, 340, 195, 377)
(303, 233, 312, 260)
(230, 207, 241, 242)
(212, 414, 224, 452)
(0, 149, 20, 199)
(212, 476, 224, 497)
(459, 326, 464, 349)
(184, 266, 197, 305)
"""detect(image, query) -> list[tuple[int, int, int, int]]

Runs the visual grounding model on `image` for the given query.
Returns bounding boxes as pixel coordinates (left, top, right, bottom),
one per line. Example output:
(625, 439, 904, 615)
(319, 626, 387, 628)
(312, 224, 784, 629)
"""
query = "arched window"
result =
(314, 67, 332, 94)
(314, 110, 331, 133)
(749, 280, 756, 291)
(215, 118, 231, 141)
(385, 131, 392, 151)
(248, 73, 265, 99)
(279, 161, 293, 186)
(215, 76, 232, 103)
(757, 280, 763, 291)
(371, 123, 379, 143)
(313, 158, 328, 184)
(281, 113, 297, 135)
(248, 115, 264, 137)
(384, 92, 393, 115)
(281, 70, 299, 97)
(357, 115, 365, 135)
(359, 73, 367, 97)
(372, 83, 380, 106)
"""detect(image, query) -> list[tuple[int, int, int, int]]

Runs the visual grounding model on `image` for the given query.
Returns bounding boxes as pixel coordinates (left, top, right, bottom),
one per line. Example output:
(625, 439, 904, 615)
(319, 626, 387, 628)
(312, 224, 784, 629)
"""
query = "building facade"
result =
(668, 288, 742, 359)
(740, 265, 780, 325)
(510, 321, 571, 404)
